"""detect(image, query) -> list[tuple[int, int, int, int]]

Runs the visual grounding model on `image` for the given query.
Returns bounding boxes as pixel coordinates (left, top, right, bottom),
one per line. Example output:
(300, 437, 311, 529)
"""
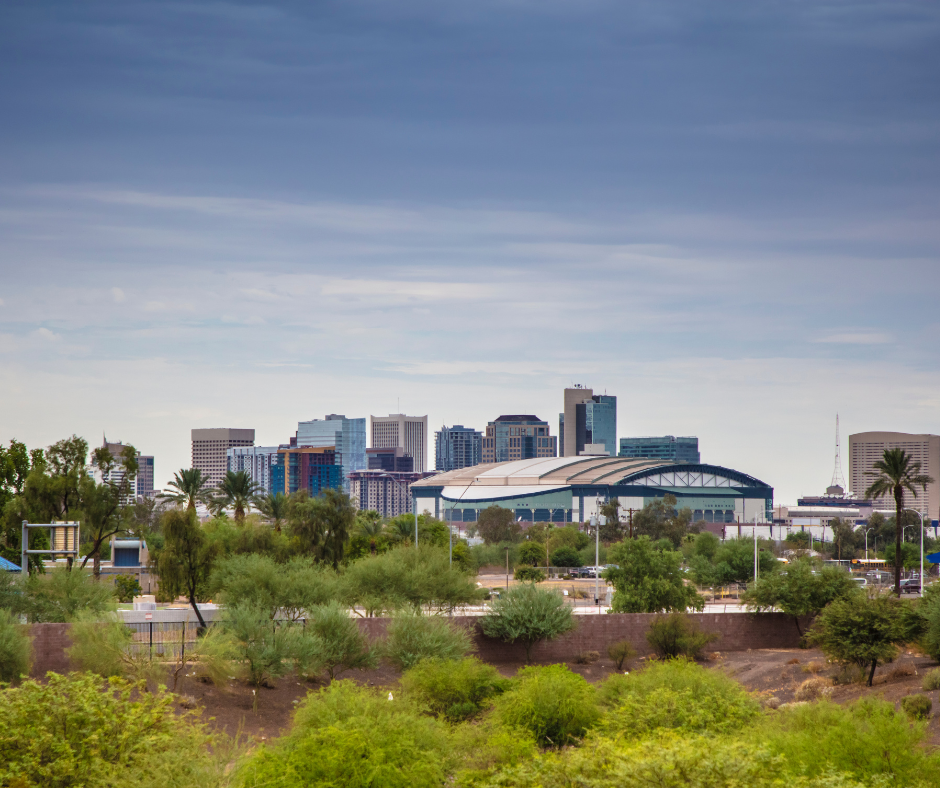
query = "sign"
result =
(145, 613, 152, 620)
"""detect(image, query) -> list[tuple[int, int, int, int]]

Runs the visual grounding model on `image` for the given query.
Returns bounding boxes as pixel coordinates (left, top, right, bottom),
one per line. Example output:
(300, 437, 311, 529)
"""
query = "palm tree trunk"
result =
(895, 485, 903, 597)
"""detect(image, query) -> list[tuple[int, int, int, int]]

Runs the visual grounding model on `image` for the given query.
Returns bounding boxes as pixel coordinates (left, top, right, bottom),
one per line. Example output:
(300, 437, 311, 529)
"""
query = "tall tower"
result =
(827, 415, 847, 496)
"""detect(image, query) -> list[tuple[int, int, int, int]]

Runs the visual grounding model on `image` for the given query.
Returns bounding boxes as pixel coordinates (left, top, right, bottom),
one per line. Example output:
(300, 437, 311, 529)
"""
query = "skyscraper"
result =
(482, 416, 557, 463)
(619, 436, 700, 463)
(191, 428, 255, 488)
(98, 439, 153, 501)
(370, 414, 428, 472)
(435, 425, 483, 471)
(227, 445, 281, 494)
(295, 415, 366, 492)
(560, 387, 617, 457)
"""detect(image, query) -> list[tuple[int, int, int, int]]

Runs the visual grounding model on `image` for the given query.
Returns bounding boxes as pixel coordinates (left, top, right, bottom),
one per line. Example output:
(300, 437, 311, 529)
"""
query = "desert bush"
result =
(549, 546, 581, 568)
(295, 601, 376, 679)
(495, 664, 598, 747)
(901, 694, 932, 720)
(401, 657, 510, 721)
(646, 613, 718, 659)
(383, 610, 473, 670)
(23, 567, 116, 622)
(596, 658, 759, 736)
(573, 650, 599, 665)
(516, 541, 544, 567)
(0, 673, 237, 788)
(225, 604, 298, 686)
(0, 608, 31, 683)
(481, 583, 575, 663)
(450, 715, 538, 784)
(923, 668, 940, 691)
(66, 613, 165, 689)
(113, 575, 142, 603)
(607, 640, 636, 670)
(513, 566, 546, 583)
(801, 660, 825, 674)
(237, 680, 452, 788)
(794, 676, 833, 701)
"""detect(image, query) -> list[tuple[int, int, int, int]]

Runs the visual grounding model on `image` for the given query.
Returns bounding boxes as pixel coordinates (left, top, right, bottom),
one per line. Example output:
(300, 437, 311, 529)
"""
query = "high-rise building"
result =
(270, 446, 344, 497)
(482, 415, 557, 464)
(97, 439, 153, 501)
(619, 436, 700, 464)
(348, 470, 436, 518)
(191, 428, 255, 488)
(295, 415, 366, 492)
(435, 425, 483, 472)
(367, 447, 414, 473)
(370, 414, 428, 472)
(560, 387, 617, 457)
(849, 432, 940, 522)
(227, 446, 281, 494)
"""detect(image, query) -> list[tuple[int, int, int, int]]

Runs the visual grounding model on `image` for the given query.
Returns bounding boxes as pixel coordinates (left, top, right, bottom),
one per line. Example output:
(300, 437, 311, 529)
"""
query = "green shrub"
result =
(607, 639, 636, 670)
(596, 659, 760, 736)
(237, 680, 452, 788)
(296, 601, 376, 679)
(401, 657, 510, 721)
(66, 612, 162, 687)
(549, 546, 581, 568)
(481, 583, 575, 663)
(23, 567, 116, 622)
(383, 611, 473, 670)
(450, 715, 538, 785)
(0, 673, 237, 788)
(923, 667, 940, 691)
(495, 664, 598, 747)
(225, 604, 298, 686)
(901, 694, 932, 720)
(0, 608, 31, 683)
(646, 613, 718, 659)
(513, 567, 546, 583)
(113, 575, 142, 603)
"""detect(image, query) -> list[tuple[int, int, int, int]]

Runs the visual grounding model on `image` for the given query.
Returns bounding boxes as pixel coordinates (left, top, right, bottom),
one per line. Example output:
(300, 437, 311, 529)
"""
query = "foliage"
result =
(480, 583, 575, 662)
(513, 566, 545, 582)
(114, 575, 142, 603)
(467, 542, 519, 572)
(687, 537, 777, 586)
(236, 680, 452, 788)
(477, 506, 522, 544)
(923, 667, 940, 691)
(516, 541, 544, 567)
(606, 537, 704, 613)
(257, 492, 289, 532)
(296, 601, 377, 679)
(901, 694, 932, 720)
(494, 664, 598, 747)
(0, 608, 31, 683)
(215, 470, 263, 522)
(225, 604, 298, 686)
(883, 541, 921, 570)
(401, 657, 510, 720)
(23, 567, 116, 623)
(549, 545, 581, 567)
(0, 672, 237, 788)
(287, 488, 357, 568)
(807, 593, 906, 686)
(211, 553, 338, 621)
(606, 639, 636, 670)
(81, 443, 139, 576)
(829, 517, 858, 560)
(631, 494, 699, 547)
(163, 468, 212, 511)
(599, 498, 624, 542)
(546, 525, 589, 554)
(597, 659, 759, 736)
(382, 610, 473, 670)
(67, 612, 164, 688)
(156, 508, 218, 628)
(742, 559, 860, 635)
(450, 715, 538, 785)
(645, 613, 719, 659)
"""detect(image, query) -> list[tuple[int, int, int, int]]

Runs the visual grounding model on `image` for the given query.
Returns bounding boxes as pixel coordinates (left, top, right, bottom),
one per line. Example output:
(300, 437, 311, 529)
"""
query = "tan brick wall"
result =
(28, 623, 73, 678)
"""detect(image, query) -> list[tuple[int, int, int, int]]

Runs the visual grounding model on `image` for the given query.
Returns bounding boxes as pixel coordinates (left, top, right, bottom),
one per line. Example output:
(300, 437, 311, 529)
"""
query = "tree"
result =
(225, 604, 298, 687)
(44, 435, 88, 519)
(517, 541, 544, 566)
(599, 498, 624, 542)
(258, 491, 289, 532)
(687, 537, 777, 586)
(0, 609, 32, 683)
(477, 505, 521, 544)
(865, 448, 934, 596)
(808, 594, 905, 686)
(884, 541, 920, 570)
(297, 601, 377, 679)
(156, 508, 217, 628)
(632, 494, 699, 547)
(355, 510, 385, 554)
(550, 545, 582, 567)
(830, 517, 857, 560)
(480, 583, 575, 662)
(382, 610, 473, 670)
(216, 469, 263, 522)
(742, 559, 860, 636)
(23, 567, 116, 622)
(81, 444, 139, 577)
(288, 488, 356, 568)
(606, 537, 704, 613)
(163, 468, 212, 512)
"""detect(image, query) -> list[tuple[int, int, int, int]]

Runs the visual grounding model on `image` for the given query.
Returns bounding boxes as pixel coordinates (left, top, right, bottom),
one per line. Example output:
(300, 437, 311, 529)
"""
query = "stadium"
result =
(411, 455, 773, 525)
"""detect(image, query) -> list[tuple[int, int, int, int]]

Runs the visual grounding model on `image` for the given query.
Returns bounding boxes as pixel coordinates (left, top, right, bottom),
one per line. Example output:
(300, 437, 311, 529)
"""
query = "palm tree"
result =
(258, 491, 289, 532)
(217, 470, 263, 522)
(386, 517, 414, 544)
(163, 468, 212, 512)
(865, 448, 934, 596)
(356, 510, 384, 554)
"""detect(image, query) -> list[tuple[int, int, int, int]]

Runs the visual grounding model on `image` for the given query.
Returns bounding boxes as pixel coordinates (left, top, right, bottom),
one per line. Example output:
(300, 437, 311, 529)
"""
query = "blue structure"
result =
(619, 436, 700, 464)
(295, 414, 366, 492)
(435, 425, 483, 472)
(0, 555, 21, 572)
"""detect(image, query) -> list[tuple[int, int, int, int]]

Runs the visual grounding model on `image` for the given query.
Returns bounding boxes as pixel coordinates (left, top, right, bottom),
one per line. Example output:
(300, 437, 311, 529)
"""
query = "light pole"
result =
(904, 509, 926, 597)
(863, 527, 874, 561)
(589, 513, 602, 613)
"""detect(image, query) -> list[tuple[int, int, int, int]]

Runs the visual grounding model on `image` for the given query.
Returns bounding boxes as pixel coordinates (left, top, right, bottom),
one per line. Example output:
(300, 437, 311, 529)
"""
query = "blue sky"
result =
(1, 1, 938, 504)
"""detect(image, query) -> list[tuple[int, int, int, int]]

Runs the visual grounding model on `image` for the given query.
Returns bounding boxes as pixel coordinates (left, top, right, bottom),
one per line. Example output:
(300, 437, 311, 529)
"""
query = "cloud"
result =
(813, 332, 892, 345)
(32, 328, 59, 341)
(110, 287, 126, 303)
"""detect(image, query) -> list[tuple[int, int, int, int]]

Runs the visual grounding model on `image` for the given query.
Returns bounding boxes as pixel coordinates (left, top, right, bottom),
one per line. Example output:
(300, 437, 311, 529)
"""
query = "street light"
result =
(863, 527, 874, 561)
(904, 508, 926, 598)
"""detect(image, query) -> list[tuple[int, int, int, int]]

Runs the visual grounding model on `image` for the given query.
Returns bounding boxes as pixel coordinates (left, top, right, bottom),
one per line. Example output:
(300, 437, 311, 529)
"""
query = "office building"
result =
(560, 387, 617, 457)
(270, 446, 344, 497)
(227, 446, 281, 494)
(619, 436, 700, 464)
(482, 415, 557, 464)
(97, 439, 153, 502)
(192, 428, 255, 488)
(367, 447, 414, 473)
(349, 470, 436, 518)
(435, 425, 483, 472)
(370, 414, 428, 472)
(295, 415, 366, 492)
(849, 432, 940, 523)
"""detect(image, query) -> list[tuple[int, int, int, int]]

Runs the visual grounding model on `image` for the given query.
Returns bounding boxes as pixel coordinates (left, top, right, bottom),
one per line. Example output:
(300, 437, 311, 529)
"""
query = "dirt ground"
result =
(174, 647, 940, 744)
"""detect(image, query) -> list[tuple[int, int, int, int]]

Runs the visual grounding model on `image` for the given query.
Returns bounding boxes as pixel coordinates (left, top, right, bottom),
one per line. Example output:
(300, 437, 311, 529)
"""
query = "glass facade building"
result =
(435, 425, 483, 471)
(619, 436, 700, 463)
(295, 414, 366, 492)
(482, 415, 557, 463)
(270, 446, 344, 496)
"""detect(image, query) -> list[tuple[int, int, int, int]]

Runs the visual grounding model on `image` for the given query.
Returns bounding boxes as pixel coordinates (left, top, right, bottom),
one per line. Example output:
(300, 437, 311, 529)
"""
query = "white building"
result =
(370, 414, 428, 472)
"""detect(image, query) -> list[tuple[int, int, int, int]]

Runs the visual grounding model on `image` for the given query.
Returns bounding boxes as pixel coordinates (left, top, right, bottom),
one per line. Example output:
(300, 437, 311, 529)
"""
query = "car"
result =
(853, 577, 867, 588)
(900, 579, 922, 593)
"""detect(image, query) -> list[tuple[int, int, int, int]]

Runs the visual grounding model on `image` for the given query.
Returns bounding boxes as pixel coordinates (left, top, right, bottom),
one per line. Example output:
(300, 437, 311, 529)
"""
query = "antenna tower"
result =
(829, 414, 848, 495)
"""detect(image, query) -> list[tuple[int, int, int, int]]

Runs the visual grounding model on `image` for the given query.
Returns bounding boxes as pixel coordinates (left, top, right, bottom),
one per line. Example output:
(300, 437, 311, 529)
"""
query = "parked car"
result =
(900, 579, 922, 593)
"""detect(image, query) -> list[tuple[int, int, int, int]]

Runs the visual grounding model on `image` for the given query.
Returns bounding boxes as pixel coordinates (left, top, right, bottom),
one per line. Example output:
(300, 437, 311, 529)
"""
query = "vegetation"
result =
(0, 608, 31, 683)
(645, 613, 719, 659)
(298, 601, 377, 679)
(513, 566, 545, 582)
(215, 470, 263, 522)
(225, 605, 298, 686)
(113, 575, 142, 603)
(606, 537, 704, 613)
(156, 508, 217, 628)
(548, 545, 581, 567)
(480, 583, 575, 662)
(901, 694, 932, 720)
(477, 505, 522, 544)
(607, 639, 636, 670)
(382, 610, 473, 670)
(631, 494, 698, 547)
(287, 488, 357, 568)
(686, 533, 777, 586)
(401, 657, 510, 721)
(163, 467, 212, 512)
(23, 567, 116, 622)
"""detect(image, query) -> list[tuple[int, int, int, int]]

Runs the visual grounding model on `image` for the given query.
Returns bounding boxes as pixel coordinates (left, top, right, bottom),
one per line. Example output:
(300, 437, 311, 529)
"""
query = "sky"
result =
(1, 0, 939, 505)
